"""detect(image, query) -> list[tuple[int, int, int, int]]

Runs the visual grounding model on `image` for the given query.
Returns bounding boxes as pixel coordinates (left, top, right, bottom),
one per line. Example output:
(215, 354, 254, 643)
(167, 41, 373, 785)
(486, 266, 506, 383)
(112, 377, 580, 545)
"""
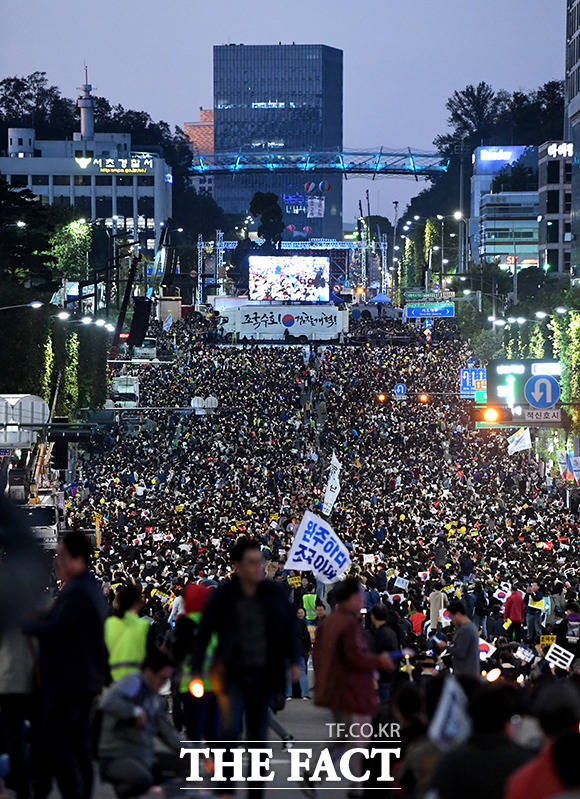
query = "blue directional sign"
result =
(524, 375, 560, 409)
(460, 368, 487, 399)
(393, 383, 407, 396)
(406, 302, 455, 318)
(423, 319, 433, 329)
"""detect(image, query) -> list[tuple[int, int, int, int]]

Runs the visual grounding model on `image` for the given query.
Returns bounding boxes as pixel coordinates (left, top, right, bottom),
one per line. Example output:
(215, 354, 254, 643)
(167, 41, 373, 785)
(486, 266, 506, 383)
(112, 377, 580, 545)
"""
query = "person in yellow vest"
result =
(172, 583, 219, 741)
(302, 590, 318, 623)
(105, 584, 152, 682)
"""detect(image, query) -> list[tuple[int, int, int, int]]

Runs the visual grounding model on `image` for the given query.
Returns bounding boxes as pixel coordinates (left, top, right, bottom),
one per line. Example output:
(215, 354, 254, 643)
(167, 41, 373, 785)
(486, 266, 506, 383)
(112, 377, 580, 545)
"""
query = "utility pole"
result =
(379, 233, 388, 294)
(440, 217, 445, 289)
(216, 230, 224, 295)
(197, 234, 204, 306)
(512, 234, 518, 306)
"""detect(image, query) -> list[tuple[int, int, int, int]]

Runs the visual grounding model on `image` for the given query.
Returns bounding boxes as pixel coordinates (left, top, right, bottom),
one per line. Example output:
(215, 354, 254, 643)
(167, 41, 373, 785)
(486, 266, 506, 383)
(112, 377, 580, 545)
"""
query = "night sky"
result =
(1, 0, 565, 221)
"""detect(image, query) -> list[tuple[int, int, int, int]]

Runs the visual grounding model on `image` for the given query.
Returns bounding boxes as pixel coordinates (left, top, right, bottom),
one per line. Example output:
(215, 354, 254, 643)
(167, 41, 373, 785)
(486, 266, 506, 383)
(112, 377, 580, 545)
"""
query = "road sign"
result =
(524, 375, 560, 409)
(460, 368, 487, 399)
(487, 359, 562, 406)
(523, 407, 561, 423)
(406, 302, 455, 318)
(393, 383, 407, 396)
(0, 448, 12, 456)
(423, 319, 433, 329)
(404, 290, 455, 301)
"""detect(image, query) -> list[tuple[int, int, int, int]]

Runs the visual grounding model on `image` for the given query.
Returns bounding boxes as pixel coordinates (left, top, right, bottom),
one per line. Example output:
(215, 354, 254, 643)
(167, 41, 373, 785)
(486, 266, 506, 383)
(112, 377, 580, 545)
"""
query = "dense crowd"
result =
(1, 310, 580, 798)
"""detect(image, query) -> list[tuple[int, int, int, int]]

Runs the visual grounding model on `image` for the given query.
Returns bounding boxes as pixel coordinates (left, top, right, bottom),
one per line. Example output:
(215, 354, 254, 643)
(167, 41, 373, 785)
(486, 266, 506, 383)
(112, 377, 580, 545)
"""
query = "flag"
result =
(163, 312, 173, 331)
(322, 452, 342, 516)
(285, 510, 350, 584)
(507, 427, 531, 455)
(569, 455, 580, 484)
(556, 450, 570, 477)
(428, 678, 472, 749)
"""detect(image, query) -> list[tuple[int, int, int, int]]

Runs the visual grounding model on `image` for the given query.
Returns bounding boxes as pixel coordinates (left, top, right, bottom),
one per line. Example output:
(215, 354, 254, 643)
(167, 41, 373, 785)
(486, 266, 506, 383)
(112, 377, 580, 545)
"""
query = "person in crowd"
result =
(504, 585, 525, 642)
(428, 582, 448, 632)
(105, 584, 152, 682)
(445, 600, 480, 677)
(286, 606, 312, 699)
(525, 580, 545, 645)
(505, 681, 580, 799)
(367, 603, 398, 703)
(30, 532, 108, 799)
(99, 647, 183, 797)
(192, 537, 299, 797)
(429, 682, 532, 799)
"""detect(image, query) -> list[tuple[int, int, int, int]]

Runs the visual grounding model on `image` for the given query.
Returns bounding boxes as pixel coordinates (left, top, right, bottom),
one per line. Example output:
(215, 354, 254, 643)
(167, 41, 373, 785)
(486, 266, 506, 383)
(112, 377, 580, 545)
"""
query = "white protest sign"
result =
(546, 643, 574, 671)
(152, 533, 164, 542)
(322, 452, 342, 517)
(211, 538, 220, 548)
(285, 510, 350, 584)
(363, 554, 375, 564)
(394, 576, 409, 591)
(515, 646, 535, 663)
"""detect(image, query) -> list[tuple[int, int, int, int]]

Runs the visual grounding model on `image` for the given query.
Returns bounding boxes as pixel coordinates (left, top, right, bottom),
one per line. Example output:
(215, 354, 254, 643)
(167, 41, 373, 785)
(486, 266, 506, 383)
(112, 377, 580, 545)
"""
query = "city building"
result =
(0, 76, 172, 251)
(184, 108, 215, 197)
(538, 141, 572, 275)
(469, 145, 533, 263)
(213, 43, 343, 239)
(479, 191, 539, 273)
(566, 0, 580, 278)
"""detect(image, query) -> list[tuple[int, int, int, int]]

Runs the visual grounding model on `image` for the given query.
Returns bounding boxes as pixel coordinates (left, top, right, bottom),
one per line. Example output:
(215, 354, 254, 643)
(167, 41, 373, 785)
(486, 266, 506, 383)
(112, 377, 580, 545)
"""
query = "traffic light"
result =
(418, 393, 429, 404)
(377, 393, 386, 403)
(469, 406, 513, 424)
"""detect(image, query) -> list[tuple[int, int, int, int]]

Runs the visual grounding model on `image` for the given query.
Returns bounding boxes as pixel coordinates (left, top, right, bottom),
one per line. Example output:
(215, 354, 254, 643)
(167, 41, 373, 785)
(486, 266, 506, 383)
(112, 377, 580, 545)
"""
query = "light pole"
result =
(0, 301, 43, 312)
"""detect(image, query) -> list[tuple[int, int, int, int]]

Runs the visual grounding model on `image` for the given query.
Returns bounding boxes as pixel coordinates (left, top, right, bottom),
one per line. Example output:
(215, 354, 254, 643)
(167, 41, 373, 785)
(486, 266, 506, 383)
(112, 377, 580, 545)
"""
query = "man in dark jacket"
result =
(31, 532, 108, 799)
(192, 537, 299, 796)
(367, 604, 398, 702)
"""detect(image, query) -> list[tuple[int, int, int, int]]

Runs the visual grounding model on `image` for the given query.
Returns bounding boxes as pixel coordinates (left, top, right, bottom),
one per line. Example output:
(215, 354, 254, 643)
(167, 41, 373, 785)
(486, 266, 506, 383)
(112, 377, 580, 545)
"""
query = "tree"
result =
(249, 192, 284, 247)
(45, 219, 92, 282)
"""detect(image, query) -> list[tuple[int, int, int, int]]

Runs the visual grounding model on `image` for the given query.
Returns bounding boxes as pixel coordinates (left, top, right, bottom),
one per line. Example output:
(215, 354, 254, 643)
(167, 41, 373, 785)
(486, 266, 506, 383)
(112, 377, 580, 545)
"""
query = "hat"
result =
(184, 583, 212, 614)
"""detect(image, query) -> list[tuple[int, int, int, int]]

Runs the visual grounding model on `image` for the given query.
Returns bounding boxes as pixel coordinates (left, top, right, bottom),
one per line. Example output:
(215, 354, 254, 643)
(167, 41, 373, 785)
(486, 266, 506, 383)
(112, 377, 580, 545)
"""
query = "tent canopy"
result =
(369, 293, 392, 304)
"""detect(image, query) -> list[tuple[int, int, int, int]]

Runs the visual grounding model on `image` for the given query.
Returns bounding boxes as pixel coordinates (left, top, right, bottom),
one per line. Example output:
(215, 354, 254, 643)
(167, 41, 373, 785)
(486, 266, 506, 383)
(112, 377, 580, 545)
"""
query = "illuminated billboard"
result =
(249, 255, 330, 302)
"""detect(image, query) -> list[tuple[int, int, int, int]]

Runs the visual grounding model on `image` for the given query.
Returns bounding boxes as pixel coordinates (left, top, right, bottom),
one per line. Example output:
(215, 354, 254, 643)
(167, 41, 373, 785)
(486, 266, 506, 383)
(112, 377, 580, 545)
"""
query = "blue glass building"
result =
(213, 43, 343, 238)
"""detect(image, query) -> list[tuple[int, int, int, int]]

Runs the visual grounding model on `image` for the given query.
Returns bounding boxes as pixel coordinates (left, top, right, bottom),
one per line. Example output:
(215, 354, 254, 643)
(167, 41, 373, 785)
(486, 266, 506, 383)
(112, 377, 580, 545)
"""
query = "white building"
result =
(0, 78, 172, 251)
(538, 141, 572, 275)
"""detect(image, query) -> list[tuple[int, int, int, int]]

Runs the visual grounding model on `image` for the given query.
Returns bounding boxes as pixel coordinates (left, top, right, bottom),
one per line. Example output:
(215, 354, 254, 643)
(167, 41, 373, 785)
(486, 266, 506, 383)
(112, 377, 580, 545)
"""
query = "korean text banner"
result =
(285, 510, 351, 584)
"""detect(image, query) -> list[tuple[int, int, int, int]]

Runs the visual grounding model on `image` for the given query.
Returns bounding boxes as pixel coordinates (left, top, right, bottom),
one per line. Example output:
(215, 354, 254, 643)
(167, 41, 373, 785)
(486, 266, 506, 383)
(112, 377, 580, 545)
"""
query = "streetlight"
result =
(16, 220, 26, 228)
(95, 319, 106, 327)
(29, 301, 43, 309)
(535, 311, 547, 319)
(493, 318, 506, 327)
(105, 323, 115, 333)
(0, 301, 43, 312)
(81, 316, 93, 325)
(453, 211, 463, 220)
(56, 311, 70, 320)
(517, 317, 526, 324)
(555, 306, 568, 314)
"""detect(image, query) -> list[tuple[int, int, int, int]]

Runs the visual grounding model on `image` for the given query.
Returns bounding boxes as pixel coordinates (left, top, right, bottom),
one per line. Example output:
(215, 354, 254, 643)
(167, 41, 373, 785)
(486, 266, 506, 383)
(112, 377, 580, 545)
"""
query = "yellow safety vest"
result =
(105, 612, 150, 682)
(303, 593, 317, 622)
(179, 611, 218, 694)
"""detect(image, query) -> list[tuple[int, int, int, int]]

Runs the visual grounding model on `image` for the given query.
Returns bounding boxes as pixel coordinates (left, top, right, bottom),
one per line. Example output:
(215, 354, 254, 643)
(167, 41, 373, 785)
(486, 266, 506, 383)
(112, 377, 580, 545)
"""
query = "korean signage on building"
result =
(546, 142, 573, 159)
(75, 156, 155, 174)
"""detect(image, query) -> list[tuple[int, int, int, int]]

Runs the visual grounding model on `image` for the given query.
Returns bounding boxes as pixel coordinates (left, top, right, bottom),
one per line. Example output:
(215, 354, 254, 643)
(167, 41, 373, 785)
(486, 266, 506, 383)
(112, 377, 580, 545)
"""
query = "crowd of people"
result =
(1, 309, 580, 798)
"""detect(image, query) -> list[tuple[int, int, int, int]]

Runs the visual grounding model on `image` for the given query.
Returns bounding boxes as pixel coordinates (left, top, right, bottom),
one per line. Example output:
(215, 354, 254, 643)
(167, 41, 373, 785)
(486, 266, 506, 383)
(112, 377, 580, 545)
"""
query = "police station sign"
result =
(75, 155, 155, 174)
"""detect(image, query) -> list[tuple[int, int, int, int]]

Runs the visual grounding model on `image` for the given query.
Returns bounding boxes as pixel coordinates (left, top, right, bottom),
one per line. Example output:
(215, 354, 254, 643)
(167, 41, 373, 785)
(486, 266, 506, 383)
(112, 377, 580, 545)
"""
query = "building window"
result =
(547, 190, 560, 214)
(95, 175, 112, 186)
(565, 192, 572, 213)
(547, 220, 560, 243)
(565, 162, 572, 183)
(75, 149, 94, 159)
(17, 137, 23, 146)
(117, 196, 133, 216)
(137, 176, 154, 186)
(96, 197, 112, 218)
(116, 175, 134, 187)
(565, 250, 571, 270)
(547, 160, 560, 184)
(31, 175, 49, 185)
(74, 196, 91, 216)
(546, 249, 559, 271)
(74, 175, 92, 186)
(53, 175, 70, 186)
(10, 175, 28, 187)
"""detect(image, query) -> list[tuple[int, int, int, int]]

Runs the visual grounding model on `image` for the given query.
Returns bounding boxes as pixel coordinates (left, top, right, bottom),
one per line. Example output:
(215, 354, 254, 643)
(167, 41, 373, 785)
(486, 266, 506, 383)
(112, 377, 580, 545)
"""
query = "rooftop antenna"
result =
(77, 64, 95, 140)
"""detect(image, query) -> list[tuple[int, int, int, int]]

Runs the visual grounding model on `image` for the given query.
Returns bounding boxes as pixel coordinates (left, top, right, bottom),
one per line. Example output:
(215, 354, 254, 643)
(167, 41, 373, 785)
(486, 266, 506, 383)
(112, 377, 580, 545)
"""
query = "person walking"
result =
(428, 581, 448, 631)
(192, 537, 299, 797)
(286, 607, 311, 699)
(30, 533, 108, 799)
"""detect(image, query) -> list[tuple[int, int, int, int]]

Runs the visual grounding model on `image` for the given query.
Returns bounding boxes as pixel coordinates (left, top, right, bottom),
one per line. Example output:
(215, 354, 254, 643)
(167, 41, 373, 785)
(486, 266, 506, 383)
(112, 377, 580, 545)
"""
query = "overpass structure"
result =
(189, 148, 449, 178)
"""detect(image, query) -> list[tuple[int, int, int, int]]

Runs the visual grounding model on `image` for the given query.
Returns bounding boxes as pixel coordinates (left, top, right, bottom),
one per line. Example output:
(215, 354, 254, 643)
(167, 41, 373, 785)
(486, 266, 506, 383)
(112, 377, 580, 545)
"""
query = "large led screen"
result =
(248, 255, 330, 302)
